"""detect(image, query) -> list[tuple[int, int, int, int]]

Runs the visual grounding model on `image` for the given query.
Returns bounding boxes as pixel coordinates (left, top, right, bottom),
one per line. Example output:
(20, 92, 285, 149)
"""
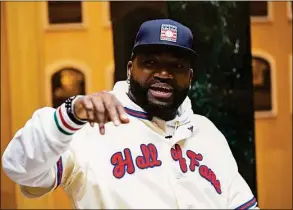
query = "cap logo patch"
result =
(160, 24, 177, 42)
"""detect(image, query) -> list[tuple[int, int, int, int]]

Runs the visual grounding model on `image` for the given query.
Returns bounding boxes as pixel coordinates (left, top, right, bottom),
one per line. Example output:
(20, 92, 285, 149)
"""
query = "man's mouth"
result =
(149, 84, 173, 99)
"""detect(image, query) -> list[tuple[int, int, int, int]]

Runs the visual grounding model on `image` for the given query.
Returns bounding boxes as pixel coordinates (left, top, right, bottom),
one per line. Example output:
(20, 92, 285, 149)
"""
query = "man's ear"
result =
(189, 68, 194, 84)
(127, 61, 133, 81)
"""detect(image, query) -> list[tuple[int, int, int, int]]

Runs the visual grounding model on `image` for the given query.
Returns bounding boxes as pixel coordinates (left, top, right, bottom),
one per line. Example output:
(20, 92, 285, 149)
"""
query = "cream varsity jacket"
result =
(2, 81, 258, 209)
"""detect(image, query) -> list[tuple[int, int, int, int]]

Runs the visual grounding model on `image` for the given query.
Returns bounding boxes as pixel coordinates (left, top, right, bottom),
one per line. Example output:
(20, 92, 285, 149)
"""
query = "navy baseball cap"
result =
(132, 19, 197, 60)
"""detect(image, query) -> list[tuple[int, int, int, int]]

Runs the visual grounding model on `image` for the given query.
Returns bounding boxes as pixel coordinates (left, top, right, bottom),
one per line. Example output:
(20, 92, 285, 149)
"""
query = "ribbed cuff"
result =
(53, 101, 86, 135)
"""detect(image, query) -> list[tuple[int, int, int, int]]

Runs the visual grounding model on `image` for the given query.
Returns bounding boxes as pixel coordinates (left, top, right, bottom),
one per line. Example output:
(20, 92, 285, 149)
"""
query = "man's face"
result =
(128, 49, 193, 114)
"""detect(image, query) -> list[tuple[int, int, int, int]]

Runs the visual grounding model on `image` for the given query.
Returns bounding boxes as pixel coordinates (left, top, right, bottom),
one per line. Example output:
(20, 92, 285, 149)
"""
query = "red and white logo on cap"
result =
(160, 24, 177, 42)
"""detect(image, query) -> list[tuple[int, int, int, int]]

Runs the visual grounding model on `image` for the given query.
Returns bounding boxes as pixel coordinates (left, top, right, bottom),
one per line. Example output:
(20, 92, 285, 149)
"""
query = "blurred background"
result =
(1, 1, 292, 209)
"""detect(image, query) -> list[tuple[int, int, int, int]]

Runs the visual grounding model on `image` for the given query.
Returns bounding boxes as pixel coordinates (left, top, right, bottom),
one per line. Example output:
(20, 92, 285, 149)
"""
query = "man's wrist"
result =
(65, 95, 87, 124)
(53, 97, 87, 136)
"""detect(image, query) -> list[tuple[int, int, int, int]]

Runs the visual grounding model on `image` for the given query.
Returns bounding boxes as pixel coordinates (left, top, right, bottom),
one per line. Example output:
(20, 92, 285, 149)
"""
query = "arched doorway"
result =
(51, 68, 86, 108)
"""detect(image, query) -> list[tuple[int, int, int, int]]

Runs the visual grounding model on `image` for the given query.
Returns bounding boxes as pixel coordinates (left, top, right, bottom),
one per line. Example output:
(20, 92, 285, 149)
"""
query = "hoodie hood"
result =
(111, 81, 194, 128)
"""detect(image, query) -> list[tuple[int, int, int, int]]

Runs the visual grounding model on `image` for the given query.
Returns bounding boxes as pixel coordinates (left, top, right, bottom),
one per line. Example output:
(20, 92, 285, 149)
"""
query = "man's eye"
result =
(173, 63, 184, 69)
(144, 60, 155, 66)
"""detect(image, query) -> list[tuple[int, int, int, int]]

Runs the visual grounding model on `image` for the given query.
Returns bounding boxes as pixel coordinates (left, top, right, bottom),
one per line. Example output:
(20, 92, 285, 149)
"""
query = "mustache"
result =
(146, 80, 178, 90)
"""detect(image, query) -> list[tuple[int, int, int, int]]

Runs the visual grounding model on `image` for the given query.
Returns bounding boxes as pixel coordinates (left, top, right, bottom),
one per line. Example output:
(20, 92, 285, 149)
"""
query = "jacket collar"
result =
(111, 81, 195, 142)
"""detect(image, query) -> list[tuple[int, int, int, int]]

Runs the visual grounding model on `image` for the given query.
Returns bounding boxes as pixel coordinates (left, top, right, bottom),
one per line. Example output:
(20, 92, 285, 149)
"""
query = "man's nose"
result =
(154, 68, 173, 80)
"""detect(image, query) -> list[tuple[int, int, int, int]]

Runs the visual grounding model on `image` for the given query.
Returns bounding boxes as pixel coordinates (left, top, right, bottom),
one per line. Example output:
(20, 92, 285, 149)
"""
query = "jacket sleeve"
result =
(220, 137, 259, 209)
(218, 134, 258, 209)
(202, 115, 259, 209)
(227, 172, 259, 209)
(2, 101, 87, 198)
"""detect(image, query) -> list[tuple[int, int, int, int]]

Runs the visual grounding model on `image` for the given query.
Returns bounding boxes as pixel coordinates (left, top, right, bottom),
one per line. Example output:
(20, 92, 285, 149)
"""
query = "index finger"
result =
(115, 101, 129, 124)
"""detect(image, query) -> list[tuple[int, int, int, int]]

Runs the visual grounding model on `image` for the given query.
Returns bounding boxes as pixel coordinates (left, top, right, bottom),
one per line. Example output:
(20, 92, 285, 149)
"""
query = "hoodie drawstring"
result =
(172, 121, 180, 139)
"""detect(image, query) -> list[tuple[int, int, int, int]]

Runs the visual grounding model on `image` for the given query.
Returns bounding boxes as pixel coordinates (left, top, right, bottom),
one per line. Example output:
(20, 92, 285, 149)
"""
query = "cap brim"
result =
(132, 43, 197, 61)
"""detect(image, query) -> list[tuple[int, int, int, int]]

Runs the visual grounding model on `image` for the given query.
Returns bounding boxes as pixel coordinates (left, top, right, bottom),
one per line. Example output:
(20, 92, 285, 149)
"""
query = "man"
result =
(2, 19, 258, 209)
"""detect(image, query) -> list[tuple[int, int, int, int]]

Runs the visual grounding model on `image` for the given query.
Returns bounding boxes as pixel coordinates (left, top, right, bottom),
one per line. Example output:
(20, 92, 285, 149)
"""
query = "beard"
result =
(128, 75, 190, 121)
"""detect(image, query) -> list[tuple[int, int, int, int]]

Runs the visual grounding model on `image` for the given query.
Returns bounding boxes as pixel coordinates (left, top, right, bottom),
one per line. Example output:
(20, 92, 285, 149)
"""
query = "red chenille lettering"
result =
(136, 144, 162, 169)
(136, 144, 150, 169)
(111, 148, 135, 179)
(148, 143, 162, 167)
(210, 170, 217, 183)
(199, 165, 209, 179)
(213, 180, 222, 194)
(199, 165, 222, 194)
(171, 144, 187, 173)
(186, 150, 203, 171)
